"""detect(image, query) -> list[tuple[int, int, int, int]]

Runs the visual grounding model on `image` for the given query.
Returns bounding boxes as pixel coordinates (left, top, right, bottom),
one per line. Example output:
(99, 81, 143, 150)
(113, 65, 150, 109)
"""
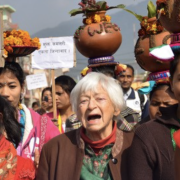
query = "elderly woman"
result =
(37, 72, 133, 180)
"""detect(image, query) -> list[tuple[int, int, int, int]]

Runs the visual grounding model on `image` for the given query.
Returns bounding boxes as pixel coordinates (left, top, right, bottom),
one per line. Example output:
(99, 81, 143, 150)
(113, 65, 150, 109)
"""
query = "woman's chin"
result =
(85, 123, 103, 133)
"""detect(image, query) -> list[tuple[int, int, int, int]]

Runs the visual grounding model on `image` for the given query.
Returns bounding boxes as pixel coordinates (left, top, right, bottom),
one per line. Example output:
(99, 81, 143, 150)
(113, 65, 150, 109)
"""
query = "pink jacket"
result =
(20, 108, 59, 160)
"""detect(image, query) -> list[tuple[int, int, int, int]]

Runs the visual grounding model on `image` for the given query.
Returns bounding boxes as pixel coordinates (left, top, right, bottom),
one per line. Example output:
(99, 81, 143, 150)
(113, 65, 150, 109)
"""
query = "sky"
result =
(0, 0, 156, 35)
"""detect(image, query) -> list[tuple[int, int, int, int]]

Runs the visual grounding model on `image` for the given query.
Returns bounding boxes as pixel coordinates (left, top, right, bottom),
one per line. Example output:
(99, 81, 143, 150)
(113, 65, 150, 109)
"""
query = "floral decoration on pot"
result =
(137, 1, 165, 36)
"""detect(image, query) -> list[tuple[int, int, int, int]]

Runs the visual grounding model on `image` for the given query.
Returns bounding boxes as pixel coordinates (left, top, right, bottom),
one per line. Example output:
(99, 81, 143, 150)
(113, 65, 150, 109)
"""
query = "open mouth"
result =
(87, 114, 101, 121)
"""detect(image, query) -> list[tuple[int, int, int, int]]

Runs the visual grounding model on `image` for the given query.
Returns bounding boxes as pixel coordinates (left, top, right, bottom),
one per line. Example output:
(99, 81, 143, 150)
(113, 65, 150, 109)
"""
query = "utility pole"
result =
(0, 10, 4, 67)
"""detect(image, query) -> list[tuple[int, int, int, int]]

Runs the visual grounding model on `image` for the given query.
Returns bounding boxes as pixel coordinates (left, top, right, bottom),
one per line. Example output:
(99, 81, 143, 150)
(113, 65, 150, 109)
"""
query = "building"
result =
(0, 5, 18, 30)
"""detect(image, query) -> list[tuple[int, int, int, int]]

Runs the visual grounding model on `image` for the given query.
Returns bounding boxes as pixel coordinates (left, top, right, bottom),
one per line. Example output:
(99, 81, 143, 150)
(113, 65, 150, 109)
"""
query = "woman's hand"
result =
(41, 101, 49, 111)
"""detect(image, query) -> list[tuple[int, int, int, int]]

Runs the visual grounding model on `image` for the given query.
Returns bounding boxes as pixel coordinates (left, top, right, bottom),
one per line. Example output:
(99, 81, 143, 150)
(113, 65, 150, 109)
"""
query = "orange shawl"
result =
(0, 135, 35, 180)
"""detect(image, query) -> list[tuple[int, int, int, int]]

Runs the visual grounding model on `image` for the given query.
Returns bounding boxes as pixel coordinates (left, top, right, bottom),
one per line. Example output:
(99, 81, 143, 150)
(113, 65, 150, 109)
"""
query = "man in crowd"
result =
(117, 64, 149, 120)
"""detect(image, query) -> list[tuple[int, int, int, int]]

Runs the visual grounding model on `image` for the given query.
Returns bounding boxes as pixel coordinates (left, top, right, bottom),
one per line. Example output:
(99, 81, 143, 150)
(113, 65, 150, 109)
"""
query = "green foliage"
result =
(117, 4, 143, 22)
(96, 1, 107, 10)
(69, 0, 156, 21)
(69, 1, 126, 16)
(147, 1, 156, 18)
(69, 9, 83, 16)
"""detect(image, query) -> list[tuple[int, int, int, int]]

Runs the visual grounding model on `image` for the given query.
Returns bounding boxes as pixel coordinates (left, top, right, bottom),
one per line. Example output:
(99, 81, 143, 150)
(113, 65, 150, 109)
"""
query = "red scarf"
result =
(80, 122, 116, 154)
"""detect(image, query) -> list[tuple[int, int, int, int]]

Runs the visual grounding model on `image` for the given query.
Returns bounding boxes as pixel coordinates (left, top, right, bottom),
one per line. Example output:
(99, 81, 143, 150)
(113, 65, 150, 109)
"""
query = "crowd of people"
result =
(4, 21, 180, 179)
(0, 54, 179, 180)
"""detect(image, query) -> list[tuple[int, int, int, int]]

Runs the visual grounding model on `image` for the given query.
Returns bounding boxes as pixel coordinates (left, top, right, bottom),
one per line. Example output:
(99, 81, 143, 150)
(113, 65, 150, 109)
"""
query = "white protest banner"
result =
(26, 73, 48, 90)
(32, 37, 74, 69)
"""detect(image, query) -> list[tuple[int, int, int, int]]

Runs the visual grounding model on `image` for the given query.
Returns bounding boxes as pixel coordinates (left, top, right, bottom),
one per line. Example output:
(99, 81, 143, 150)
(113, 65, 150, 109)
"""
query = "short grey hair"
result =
(70, 72, 125, 114)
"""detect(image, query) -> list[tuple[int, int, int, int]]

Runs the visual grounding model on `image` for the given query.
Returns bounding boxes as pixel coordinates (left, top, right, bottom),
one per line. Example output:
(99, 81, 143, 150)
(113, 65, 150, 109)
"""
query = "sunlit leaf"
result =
(147, 1, 156, 18)
(69, 9, 83, 16)
(116, 4, 143, 22)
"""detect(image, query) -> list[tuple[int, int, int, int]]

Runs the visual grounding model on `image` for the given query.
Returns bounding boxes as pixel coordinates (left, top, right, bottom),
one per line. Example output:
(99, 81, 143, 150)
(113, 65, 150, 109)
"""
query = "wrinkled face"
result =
(77, 85, 120, 136)
(117, 68, 134, 91)
(171, 62, 180, 104)
(55, 85, 71, 110)
(149, 88, 178, 119)
(42, 90, 53, 107)
(0, 71, 23, 108)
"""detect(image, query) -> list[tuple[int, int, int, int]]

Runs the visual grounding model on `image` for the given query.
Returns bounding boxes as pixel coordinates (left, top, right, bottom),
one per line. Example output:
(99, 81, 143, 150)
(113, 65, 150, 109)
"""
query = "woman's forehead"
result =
(0, 71, 18, 82)
(80, 87, 108, 97)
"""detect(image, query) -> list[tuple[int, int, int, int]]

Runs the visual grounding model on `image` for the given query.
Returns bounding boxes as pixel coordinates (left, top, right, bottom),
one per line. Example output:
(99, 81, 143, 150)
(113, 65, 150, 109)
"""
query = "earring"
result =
(20, 92, 24, 100)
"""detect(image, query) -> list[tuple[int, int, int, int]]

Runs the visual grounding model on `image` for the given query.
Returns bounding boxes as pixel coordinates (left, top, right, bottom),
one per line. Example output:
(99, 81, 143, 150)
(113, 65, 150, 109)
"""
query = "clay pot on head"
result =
(74, 11, 122, 58)
(135, 17, 171, 73)
(135, 31, 171, 72)
(157, 0, 180, 33)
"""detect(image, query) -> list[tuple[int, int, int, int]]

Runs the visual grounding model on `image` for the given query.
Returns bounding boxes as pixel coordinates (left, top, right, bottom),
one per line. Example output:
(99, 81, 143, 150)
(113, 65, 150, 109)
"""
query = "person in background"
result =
(0, 62, 59, 163)
(36, 87, 53, 115)
(149, 84, 178, 119)
(46, 75, 81, 133)
(32, 101, 39, 112)
(127, 53, 180, 180)
(116, 64, 149, 120)
(37, 72, 133, 180)
(0, 95, 35, 180)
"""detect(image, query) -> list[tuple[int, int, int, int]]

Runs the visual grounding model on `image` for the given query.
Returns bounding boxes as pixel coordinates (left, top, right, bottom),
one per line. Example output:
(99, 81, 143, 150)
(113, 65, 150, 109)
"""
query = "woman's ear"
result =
(114, 109, 120, 116)
(20, 83, 26, 100)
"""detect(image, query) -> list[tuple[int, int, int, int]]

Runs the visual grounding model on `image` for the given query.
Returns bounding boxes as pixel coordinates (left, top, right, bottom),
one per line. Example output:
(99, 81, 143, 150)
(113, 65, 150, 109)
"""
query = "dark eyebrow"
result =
(0, 82, 17, 85)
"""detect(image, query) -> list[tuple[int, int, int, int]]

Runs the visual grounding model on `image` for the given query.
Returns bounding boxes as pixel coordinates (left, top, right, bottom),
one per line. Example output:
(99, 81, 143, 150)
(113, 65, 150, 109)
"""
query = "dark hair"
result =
(170, 53, 180, 80)
(0, 95, 22, 147)
(91, 65, 115, 78)
(0, 62, 25, 87)
(126, 64, 135, 76)
(55, 75, 76, 94)
(149, 83, 172, 100)
(41, 87, 52, 101)
(32, 102, 39, 108)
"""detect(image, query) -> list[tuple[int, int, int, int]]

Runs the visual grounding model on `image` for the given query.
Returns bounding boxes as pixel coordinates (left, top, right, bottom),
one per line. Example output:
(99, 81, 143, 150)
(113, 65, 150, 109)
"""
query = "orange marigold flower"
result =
(151, 24, 157, 31)
(85, 17, 93, 25)
(14, 38, 23, 45)
(32, 37, 39, 43)
(3, 33, 6, 38)
(10, 29, 19, 37)
(4, 45, 13, 53)
(105, 15, 111, 22)
(3, 29, 40, 57)
(93, 14, 101, 23)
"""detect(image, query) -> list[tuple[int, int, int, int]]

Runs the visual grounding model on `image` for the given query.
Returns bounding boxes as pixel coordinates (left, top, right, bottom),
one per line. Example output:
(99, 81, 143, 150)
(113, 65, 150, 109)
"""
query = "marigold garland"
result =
(83, 14, 111, 25)
(138, 16, 164, 36)
(3, 29, 41, 57)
